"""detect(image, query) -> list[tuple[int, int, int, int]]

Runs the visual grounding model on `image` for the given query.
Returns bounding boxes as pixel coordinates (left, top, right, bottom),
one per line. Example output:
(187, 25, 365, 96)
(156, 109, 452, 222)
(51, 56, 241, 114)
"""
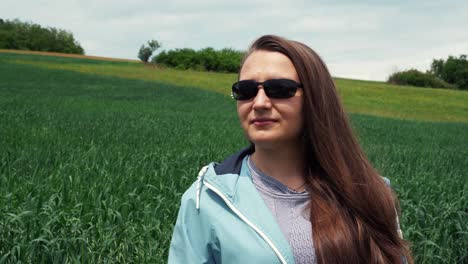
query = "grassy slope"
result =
(0, 49, 139, 62)
(0, 51, 467, 263)
(2, 51, 467, 123)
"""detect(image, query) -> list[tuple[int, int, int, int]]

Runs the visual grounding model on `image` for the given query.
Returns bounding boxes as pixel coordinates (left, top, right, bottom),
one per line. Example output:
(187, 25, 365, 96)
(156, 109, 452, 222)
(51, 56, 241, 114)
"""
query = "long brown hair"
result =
(240, 35, 413, 263)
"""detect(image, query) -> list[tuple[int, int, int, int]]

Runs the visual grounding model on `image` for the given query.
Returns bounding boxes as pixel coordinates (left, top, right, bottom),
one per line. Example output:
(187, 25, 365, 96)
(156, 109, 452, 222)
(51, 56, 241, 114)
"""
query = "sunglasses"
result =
(231, 78, 303, 100)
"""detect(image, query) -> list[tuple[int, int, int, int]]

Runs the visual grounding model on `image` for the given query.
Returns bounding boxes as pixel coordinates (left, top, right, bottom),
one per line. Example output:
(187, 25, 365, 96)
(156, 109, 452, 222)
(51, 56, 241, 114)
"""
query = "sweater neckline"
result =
(247, 155, 309, 196)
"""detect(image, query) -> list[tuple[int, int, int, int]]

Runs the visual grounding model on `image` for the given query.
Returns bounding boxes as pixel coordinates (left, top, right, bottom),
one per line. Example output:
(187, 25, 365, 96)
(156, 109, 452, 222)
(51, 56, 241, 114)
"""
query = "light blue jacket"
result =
(168, 147, 403, 263)
(168, 146, 295, 263)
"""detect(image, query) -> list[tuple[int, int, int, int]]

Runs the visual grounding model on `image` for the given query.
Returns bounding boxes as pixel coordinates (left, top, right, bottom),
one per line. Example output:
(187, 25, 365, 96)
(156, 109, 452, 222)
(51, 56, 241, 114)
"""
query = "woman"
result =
(168, 35, 413, 264)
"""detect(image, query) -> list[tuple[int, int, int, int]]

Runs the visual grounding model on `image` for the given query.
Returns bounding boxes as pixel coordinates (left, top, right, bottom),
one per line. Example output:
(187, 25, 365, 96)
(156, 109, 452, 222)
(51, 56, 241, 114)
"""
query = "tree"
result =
(147, 40, 161, 51)
(430, 59, 444, 79)
(138, 39, 161, 63)
(0, 18, 84, 54)
(430, 55, 468, 90)
(387, 69, 453, 89)
(152, 47, 243, 73)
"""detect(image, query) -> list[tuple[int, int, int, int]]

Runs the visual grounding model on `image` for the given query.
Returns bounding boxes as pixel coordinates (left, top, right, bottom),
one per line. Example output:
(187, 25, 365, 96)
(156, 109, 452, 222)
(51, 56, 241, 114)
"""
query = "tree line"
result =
(0, 18, 84, 55)
(138, 40, 243, 73)
(388, 55, 468, 90)
(139, 40, 467, 90)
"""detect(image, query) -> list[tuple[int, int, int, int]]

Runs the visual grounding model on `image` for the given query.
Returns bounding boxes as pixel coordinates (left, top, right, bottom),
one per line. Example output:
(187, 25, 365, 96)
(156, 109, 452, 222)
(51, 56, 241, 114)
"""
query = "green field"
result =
(0, 52, 467, 263)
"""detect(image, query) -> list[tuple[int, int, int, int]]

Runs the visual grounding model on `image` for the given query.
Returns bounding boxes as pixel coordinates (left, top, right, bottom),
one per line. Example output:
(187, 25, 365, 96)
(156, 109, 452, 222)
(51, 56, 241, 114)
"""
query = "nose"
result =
(252, 85, 272, 110)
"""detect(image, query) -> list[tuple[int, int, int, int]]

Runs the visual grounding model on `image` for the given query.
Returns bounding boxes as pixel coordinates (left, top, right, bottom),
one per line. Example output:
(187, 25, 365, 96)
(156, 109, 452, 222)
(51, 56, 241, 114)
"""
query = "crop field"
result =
(0, 51, 467, 263)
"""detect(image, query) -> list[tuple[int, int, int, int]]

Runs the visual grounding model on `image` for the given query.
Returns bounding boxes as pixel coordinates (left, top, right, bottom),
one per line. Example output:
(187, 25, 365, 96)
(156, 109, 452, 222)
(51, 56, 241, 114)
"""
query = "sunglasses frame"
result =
(231, 78, 303, 100)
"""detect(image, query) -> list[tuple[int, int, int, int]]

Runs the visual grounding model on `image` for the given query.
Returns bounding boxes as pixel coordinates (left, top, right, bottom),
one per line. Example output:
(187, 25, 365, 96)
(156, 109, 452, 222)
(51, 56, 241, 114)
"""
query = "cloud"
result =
(2, 0, 467, 81)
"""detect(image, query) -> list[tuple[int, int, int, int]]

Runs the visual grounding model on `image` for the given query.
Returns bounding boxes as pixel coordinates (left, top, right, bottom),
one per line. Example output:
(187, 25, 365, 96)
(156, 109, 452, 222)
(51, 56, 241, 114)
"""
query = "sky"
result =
(2, 0, 467, 81)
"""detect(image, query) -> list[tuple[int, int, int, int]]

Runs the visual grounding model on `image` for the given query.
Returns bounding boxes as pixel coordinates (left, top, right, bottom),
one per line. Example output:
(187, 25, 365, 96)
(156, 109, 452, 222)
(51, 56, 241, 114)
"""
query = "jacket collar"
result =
(201, 145, 255, 203)
(214, 144, 255, 175)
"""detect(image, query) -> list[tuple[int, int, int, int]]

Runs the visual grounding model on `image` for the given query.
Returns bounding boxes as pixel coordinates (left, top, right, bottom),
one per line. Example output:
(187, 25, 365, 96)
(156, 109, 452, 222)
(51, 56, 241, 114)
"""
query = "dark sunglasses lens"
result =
(264, 79, 298, 99)
(232, 80, 258, 100)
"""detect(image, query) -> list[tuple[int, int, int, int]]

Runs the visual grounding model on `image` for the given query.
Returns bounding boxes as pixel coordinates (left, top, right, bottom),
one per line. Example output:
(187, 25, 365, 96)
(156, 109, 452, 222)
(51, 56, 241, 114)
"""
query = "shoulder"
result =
(179, 164, 211, 206)
(179, 163, 228, 212)
(174, 165, 217, 228)
(169, 165, 218, 263)
(379, 176, 404, 238)
(381, 176, 391, 188)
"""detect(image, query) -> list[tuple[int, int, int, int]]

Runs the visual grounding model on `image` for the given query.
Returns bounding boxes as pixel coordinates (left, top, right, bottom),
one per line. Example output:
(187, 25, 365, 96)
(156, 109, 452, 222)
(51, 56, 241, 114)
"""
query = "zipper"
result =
(203, 181, 288, 264)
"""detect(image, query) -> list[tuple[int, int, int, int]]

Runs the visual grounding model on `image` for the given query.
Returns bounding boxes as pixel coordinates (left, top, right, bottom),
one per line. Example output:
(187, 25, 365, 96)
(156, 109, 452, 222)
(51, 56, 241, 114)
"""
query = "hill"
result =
(1, 49, 466, 123)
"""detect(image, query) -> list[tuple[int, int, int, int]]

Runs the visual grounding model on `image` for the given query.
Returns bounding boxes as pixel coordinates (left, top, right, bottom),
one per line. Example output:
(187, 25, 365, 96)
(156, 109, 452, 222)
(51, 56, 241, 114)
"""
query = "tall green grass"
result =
(0, 53, 467, 263)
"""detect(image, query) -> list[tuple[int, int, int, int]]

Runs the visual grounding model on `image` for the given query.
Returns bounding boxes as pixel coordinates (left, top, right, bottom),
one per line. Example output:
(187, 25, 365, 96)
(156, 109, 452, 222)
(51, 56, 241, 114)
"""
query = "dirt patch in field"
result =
(0, 49, 140, 63)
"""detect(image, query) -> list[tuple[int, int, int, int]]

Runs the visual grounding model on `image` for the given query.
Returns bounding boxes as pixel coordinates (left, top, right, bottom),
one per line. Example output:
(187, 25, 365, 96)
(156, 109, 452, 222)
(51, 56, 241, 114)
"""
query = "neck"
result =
(251, 142, 305, 190)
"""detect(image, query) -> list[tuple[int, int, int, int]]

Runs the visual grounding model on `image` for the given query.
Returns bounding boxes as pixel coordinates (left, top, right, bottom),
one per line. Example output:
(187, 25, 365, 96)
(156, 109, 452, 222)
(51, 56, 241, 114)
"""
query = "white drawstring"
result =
(396, 214, 403, 238)
(196, 165, 209, 210)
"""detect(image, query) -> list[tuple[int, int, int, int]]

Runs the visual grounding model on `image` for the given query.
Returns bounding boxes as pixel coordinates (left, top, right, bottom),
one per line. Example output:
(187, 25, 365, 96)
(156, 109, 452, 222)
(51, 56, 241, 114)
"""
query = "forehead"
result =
(240, 50, 299, 81)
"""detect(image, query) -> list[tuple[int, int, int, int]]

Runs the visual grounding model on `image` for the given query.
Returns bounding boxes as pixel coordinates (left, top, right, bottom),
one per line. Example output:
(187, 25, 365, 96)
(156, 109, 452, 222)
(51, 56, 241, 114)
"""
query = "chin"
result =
(247, 131, 301, 148)
(248, 135, 283, 148)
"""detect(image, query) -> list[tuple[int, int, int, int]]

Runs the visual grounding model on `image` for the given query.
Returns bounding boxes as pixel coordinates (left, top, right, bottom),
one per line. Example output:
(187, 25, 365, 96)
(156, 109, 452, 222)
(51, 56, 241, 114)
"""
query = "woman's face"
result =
(237, 50, 304, 149)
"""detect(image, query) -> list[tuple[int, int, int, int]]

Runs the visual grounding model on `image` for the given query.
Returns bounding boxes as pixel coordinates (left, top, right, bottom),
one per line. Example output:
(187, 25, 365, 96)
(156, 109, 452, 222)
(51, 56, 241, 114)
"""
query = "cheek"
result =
(237, 103, 253, 135)
(236, 102, 249, 123)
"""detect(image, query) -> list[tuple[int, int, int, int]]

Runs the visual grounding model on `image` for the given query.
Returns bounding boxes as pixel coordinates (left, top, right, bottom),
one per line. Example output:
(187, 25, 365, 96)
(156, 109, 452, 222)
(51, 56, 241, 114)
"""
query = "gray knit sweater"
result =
(247, 156, 316, 264)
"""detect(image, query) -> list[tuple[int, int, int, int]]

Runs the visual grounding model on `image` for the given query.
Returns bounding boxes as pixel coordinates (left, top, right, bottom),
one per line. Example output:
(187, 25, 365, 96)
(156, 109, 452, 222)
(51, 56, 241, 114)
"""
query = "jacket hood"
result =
(214, 145, 255, 175)
(195, 145, 254, 210)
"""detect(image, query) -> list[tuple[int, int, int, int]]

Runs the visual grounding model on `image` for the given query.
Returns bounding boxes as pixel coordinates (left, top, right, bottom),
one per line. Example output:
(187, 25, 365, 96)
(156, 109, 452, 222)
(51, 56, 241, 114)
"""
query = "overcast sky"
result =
(3, 0, 467, 81)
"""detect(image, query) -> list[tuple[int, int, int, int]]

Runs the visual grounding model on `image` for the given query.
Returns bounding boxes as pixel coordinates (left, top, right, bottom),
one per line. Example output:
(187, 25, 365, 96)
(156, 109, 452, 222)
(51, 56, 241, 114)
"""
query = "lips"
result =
(251, 118, 277, 125)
